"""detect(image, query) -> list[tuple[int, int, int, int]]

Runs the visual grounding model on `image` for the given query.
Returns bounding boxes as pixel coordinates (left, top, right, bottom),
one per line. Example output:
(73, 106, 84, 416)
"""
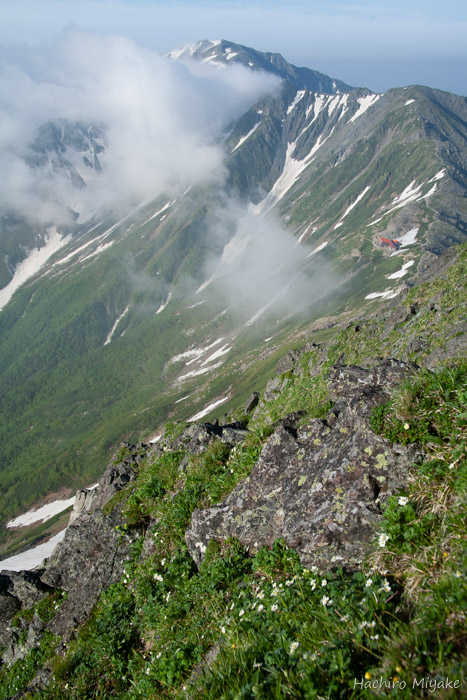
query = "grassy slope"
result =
(0, 243, 465, 699)
(1, 85, 466, 545)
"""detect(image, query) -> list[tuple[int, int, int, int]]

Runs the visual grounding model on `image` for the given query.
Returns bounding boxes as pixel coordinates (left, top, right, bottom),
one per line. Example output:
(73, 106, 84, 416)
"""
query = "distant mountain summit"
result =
(168, 39, 352, 93)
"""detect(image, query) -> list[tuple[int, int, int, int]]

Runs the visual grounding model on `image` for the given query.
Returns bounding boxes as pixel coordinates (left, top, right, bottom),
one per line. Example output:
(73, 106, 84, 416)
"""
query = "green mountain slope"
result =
(0, 42, 466, 554)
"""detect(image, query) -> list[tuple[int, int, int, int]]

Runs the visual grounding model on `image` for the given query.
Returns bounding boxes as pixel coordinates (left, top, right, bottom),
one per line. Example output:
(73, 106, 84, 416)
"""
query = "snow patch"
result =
(306, 240, 328, 258)
(306, 94, 327, 124)
(186, 300, 206, 309)
(156, 292, 172, 314)
(287, 90, 306, 114)
(0, 228, 71, 312)
(405, 99, 415, 105)
(178, 361, 225, 382)
(201, 344, 231, 366)
(387, 260, 415, 279)
(231, 122, 261, 153)
(365, 288, 401, 300)
(244, 283, 291, 326)
(394, 227, 419, 249)
(348, 94, 381, 123)
(188, 396, 230, 422)
(167, 338, 224, 368)
(334, 186, 370, 229)
(419, 183, 437, 200)
(140, 200, 175, 226)
(429, 169, 445, 183)
(0, 530, 67, 571)
(297, 218, 319, 244)
(255, 129, 334, 214)
(104, 305, 129, 345)
(6, 497, 76, 528)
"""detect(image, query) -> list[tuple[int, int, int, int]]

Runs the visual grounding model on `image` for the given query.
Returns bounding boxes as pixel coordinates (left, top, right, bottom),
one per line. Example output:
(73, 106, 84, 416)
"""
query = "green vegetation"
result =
(1, 300, 464, 698)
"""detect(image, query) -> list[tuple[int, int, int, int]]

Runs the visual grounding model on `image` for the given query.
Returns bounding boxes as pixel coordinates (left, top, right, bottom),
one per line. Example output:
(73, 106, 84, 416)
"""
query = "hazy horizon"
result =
(1, 0, 466, 96)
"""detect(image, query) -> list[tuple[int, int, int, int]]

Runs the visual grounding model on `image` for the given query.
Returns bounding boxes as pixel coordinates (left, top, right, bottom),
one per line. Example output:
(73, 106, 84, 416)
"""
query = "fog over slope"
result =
(0, 28, 280, 224)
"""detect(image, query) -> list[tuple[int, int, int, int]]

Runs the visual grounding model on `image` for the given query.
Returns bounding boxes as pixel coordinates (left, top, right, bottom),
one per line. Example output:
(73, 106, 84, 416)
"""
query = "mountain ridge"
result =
(0, 39, 466, 559)
(168, 38, 353, 93)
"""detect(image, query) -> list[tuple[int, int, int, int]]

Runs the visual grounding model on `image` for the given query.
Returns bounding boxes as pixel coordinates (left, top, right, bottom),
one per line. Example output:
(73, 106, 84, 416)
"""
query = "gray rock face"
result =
(186, 359, 420, 570)
(91, 446, 140, 510)
(0, 571, 53, 660)
(244, 392, 260, 415)
(69, 486, 98, 524)
(40, 509, 136, 638)
(33, 459, 142, 639)
(157, 421, 249, 471)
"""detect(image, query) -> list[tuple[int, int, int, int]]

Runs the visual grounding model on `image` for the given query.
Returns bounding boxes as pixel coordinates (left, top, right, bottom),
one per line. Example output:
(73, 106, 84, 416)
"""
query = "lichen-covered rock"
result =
(91, 447, 140, 510)
(34, 459, 143, 639)
(69, 486, 98, 524)
(186, 359, 421, 571)
(0, 570, 52, 608)
(244, 391, 260, 415)
(156, 421, 249, 471)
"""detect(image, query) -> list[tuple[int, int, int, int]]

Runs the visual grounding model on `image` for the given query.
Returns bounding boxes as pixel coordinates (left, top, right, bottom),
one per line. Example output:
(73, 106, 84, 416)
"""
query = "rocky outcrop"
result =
(69, 486, 98, 524)
(0, 571, 54, 663)
(40, 508, 136, 639)
(0, 457, 142, 669)
(156, 420, 249, 471)
(186, 359, 421, 570)
(37, 456, 144, 639)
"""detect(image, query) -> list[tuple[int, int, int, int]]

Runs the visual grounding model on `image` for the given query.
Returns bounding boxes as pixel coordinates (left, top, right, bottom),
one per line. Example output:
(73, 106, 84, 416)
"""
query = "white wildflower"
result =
(378, 533, 389, 548)
(271, 604, 279, 612)
(398, 496, 409, 506)
(289, 641, 299, 655)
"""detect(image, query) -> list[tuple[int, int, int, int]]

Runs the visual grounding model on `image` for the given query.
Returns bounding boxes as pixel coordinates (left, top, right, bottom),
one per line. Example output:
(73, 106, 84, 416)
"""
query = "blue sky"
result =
(1, 0, 466, 94)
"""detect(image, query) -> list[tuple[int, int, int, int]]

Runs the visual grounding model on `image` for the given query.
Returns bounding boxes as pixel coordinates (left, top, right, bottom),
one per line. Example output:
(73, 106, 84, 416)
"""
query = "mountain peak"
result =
(168, 39, 353, 94)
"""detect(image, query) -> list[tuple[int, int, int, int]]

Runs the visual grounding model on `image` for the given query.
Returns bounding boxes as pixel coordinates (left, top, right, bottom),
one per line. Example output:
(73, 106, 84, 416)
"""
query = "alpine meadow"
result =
(0, 33, 466, 699)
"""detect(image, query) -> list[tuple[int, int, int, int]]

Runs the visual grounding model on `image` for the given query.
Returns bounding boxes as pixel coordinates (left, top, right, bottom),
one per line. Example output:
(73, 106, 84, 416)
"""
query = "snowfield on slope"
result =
(0, 228, 71, 312)
(6, 497, 76, 528)
(188, 396, 230, 422)
(0, 531, 66, 571)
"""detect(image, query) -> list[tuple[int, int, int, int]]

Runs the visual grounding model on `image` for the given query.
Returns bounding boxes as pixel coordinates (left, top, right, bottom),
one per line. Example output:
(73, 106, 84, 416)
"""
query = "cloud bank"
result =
(0, 28, 280, 224)
(197, 198, 335, 324)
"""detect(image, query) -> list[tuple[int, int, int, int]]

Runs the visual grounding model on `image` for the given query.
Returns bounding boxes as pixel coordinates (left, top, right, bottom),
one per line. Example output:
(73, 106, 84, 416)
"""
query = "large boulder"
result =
(38, 459, 142, 639)
(186, 359, 421, 570)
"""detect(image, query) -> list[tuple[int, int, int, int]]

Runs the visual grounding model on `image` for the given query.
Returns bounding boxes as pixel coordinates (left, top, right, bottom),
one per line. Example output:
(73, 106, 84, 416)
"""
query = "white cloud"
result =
(0, 28, 280, 225)
(197, 197, 336, 322)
